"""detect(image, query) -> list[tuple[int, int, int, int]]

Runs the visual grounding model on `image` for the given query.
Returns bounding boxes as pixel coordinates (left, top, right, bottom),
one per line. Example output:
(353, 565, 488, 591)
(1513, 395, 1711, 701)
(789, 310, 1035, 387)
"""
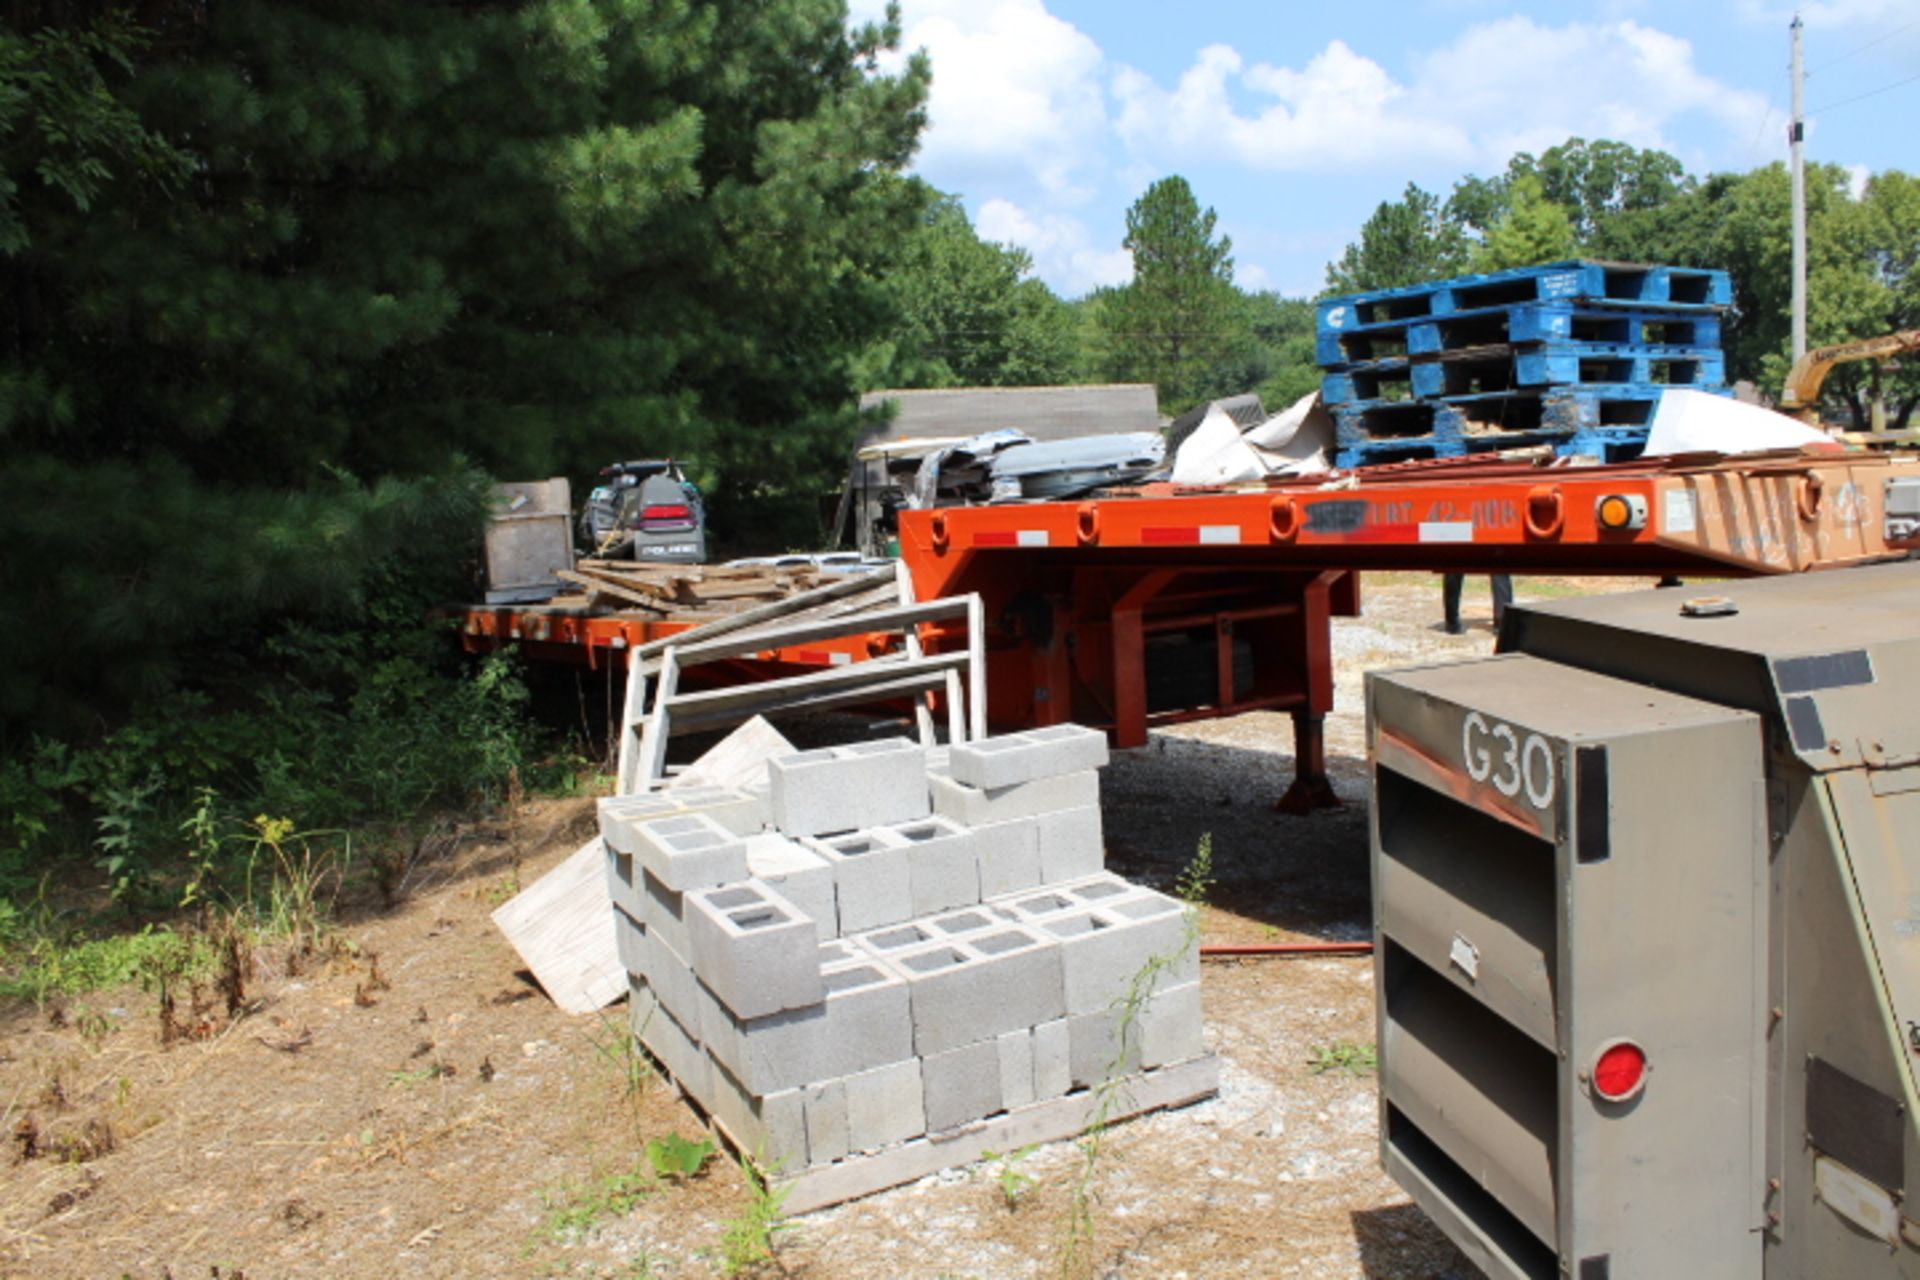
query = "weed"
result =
(483, 874, 521, 906)
(981, 1144, 1040, 1210)
(584, 1011, 655, 1102)
(1308, 1040, 1378, 1075)
(646, 1132, 716, 1182)
(386, 1064, 455, 1089)
(537, 1163, 656, 1243)
(1057, 832, 1213, 1279)
(716, 1155, 793, 1275)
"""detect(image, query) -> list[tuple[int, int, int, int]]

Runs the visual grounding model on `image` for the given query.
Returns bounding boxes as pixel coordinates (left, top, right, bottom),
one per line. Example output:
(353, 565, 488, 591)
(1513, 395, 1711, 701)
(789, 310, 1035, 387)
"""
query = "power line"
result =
(1811, 16, 1920, 70)
(1811, 68, 1920, 113)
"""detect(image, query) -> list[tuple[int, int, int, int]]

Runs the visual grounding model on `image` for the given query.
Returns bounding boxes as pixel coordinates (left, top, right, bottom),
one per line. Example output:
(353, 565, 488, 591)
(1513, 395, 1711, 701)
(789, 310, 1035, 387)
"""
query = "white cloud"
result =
(1113, 19, 1769, 176)
(878, 0, 1110, 201)
(1846, 162, 1872, 199)
(976, 198, 1132, 295)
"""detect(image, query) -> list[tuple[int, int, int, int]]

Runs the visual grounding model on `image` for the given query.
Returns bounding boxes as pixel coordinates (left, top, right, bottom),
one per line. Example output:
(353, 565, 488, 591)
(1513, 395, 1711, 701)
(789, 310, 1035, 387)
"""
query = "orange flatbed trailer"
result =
(460, 448, 1918, 810)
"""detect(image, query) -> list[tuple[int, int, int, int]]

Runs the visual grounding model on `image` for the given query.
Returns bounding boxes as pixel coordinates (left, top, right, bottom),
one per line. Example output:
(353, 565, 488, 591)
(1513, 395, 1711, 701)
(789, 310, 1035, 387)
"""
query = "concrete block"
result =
(1066, 1006, 1136, 1089)
(924, 745, 951, 778)
(924, 907, 998, 940)
(642, 926, 702, 1035)
(1056, 872, 1135, 906)
(997, 1028, 1036, 1111)
(1032, 1017, 1071, 1100)
(921, 1039, 1002, 1133)
(989, 884, 1080, 925)
(845, 1058, 926, 1153)
(637, 1002, 712, 1107)
(1139, 981, 1205, 1068)
(597, 793, 684, 855)
(929, 769, 1099, 828)
(852, 919, 938, 957)
(628, 974, 659, 1041)
(1039, 893, 1196, 1016)
(806, 829, 913, 934)
(877, 815, 979, 917)
(950, 725, 1108, 790)
(1035, 804, 1105, 883)
(973, 816, 1043, 899)
(709, 1061, 808, 1174)
(660, 784, 767, 836)
(892, 925, 1065, 1056)
(685, 881, 823, 1020)
(744, 833, 838, 942)
(639, 869, 690, 966)
(768, 738, 929, 837)
(612, 904, 646, 975)
(631, 812, 748, 894)
(802, 1078, 849, 1166)
(700, 956, 911, 1096)
(603, 840, 645, 917)
(817, 939, 860, 966)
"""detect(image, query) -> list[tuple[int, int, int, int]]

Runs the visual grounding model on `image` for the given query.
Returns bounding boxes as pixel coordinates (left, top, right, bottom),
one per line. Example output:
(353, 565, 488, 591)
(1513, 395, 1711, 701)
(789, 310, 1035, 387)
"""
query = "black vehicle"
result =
(579, 460, 708, 563)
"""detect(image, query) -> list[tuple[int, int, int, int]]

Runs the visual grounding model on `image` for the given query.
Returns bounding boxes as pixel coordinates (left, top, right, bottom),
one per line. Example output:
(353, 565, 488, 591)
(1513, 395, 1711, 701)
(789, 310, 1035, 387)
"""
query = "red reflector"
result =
(1592, 1041, 1648, 1102)
(642, 504, 691, 521)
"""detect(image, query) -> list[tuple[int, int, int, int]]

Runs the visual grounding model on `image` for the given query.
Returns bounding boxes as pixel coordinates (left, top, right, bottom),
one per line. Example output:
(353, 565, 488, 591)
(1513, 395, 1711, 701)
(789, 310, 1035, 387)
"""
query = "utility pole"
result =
(1789, 13, 1808, 362)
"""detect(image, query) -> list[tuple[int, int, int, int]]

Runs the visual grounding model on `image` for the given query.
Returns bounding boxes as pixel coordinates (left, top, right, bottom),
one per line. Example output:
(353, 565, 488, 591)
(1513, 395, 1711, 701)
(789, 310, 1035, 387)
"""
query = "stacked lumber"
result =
(554, 559, 857, 616)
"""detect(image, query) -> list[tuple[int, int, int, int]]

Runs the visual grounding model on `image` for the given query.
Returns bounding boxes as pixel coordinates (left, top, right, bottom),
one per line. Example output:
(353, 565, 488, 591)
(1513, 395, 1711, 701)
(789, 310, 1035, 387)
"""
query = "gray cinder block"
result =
(1039, 892, 1197, 1016)
(603, 839, 645, 918)
(891, 925, 1065, 1056)
(701, 956, 912, 1097)
(877, 816, 980, 917)
(802, 1078, 850, 1166)
(631, 812, 749, 894)
(768, 738, 929, 837)
(973, 816, 1043, 899)
(929, 769, 1099, 828)
(1139, 980, 1205, 1068)
(641, 926, 702, 1034)
(640, 868, 691, 961)
(660, 784, 767, 836)
(949, 725, 1109, 790)
(921, 1039, 1003, 1133)
(1031, 1017, 1071, 1100)
(1063, 974, 1203, 1088)
(925, 907, 998, 939)
(613, 904, 646, 976)
(998, 1028, 1036, 1111)
(684, 881, 823, 1020)
(1066, 1006, 1134, 1089)
(806, 830, 913, 934)
(637, 1002, 713, 1107)
(598, 788, 764, 851)
(597, 793, 684, 855)
(745, 833, 838, 942)
(1035, 804, 1104, 883)
(709, 1060, 808, 1174)
(845, 1058, 926, 1153)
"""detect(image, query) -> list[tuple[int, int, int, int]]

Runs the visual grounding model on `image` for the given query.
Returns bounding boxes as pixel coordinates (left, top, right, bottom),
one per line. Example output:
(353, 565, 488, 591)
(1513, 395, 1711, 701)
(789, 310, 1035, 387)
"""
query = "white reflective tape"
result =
(1418, 521, 1474, 543)
(1663, 490, 1697, 534)
(1198, 525, 1241, 545)
(830, 653, 852, 666)
(1016, 530, 1050, 547)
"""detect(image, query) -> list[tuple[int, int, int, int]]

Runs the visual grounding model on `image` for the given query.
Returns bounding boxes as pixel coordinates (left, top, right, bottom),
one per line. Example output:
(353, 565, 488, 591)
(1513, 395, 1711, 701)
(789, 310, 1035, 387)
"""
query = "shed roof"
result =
(856, 384, 1162, 449)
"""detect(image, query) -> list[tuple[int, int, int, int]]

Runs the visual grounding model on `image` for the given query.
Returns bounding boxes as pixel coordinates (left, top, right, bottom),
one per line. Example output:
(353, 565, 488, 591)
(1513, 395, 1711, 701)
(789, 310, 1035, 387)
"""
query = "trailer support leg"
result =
(1276, 570, 1342, 814)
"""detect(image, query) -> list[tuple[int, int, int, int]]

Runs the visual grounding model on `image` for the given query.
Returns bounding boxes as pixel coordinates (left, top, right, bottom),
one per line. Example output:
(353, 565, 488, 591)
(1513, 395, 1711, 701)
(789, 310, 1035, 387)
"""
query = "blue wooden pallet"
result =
(1334, 426, 1654, 470)
(1331, 383, 1730, 449)
(1317, 260, 1732, 333)
(1316, 301, 1725, 366)
(1321, 342, 1726, 406)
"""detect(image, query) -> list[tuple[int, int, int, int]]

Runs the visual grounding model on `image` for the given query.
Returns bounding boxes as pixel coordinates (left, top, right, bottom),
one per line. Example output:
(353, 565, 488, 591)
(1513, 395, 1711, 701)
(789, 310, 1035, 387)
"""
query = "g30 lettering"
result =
(1461, 713, 1556, 809)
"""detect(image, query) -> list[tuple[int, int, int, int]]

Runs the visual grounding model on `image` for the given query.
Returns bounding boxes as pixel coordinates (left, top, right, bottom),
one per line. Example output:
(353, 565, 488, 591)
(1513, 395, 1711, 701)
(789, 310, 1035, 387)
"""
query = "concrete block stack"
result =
(596, 725, 1206, 1180)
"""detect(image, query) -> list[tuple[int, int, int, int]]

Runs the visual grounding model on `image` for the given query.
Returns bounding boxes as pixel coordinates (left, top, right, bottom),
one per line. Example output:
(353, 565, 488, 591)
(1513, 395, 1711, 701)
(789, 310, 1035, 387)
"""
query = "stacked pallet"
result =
(597, 726, 1216, 1212)
(555, 559, 867, 616)
(1317, 260, 1734, 467)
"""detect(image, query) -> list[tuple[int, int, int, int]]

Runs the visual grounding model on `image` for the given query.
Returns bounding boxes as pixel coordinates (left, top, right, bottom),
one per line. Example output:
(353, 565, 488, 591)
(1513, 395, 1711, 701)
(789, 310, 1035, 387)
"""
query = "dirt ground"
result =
(0, 573, 1646, 1279)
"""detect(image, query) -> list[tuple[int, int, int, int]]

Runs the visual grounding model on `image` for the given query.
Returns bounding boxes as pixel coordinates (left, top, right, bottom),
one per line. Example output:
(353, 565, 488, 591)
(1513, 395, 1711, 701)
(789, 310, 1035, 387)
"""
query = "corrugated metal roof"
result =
(856, 384, 1162, 447)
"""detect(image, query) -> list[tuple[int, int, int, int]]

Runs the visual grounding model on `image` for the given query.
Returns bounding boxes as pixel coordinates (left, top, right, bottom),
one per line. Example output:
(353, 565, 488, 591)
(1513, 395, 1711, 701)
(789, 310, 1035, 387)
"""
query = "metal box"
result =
(1369, 655, 1766, 1277)
(484, 478, 574, 604)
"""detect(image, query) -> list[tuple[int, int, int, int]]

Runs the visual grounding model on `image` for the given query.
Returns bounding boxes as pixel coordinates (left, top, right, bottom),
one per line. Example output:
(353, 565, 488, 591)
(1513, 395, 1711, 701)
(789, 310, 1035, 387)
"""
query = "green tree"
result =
(1325, 182, 1469, 295)
(861, 194, 1080, 390)
(0, 1, 930, 733)
(1100, 175, 1243, 412)
(1474, 173, 1578, 272)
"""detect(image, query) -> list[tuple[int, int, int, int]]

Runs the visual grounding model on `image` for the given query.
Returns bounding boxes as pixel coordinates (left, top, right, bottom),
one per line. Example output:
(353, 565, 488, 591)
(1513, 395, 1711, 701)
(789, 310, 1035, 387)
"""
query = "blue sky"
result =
(848, 0, 1917, 298)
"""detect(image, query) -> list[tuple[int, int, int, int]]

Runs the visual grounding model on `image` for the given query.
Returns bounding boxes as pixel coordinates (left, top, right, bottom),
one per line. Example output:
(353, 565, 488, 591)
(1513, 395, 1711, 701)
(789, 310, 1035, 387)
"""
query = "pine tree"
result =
(1101, 176, 1243, 412)
(0, 2, 930, 731)
(1326, 183, 1469, 295)
(1474, 173, 1578, 272)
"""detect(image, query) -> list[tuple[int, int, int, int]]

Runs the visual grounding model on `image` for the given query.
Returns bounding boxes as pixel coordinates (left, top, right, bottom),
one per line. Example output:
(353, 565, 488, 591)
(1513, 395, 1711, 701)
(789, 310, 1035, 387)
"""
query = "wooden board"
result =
(489, 837, 624, 1014)
(669, 715, 795, 792)
(763, 1055, 1221, 1215)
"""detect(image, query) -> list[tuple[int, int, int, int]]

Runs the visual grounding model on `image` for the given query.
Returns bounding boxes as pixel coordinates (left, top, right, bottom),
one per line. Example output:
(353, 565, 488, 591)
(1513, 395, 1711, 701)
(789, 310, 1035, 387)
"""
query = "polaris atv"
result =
(579, 460, 707, 563)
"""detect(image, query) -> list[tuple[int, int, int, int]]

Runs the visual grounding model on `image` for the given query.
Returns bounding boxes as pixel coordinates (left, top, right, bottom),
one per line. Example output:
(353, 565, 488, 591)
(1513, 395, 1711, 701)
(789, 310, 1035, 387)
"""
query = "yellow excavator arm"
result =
(1780, 328, 1920, 420)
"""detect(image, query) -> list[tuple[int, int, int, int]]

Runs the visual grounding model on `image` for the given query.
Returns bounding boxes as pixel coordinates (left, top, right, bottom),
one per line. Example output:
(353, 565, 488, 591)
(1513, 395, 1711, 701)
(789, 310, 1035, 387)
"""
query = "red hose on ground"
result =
(1201, 941, 1373, 957)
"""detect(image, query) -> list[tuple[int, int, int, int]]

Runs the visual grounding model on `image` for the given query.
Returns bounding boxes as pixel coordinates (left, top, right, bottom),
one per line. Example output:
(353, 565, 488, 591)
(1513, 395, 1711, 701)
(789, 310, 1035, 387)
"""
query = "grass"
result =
(715, 1155, 793, 1275)
(1308, 1040, 1378, 1075)
(537, 1163, 658, 1244)
(0, 924, 218, 1004)
(982, 1144, 1040, 1210)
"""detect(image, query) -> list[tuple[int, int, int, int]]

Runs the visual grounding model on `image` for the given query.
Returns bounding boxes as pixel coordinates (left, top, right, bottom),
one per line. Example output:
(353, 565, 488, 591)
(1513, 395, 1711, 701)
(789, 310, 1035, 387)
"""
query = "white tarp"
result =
(1170, 391, 1333, 486)
(1642, 389, 1834, 457)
